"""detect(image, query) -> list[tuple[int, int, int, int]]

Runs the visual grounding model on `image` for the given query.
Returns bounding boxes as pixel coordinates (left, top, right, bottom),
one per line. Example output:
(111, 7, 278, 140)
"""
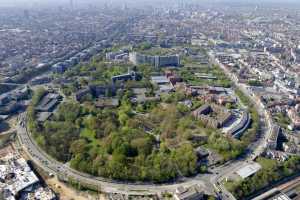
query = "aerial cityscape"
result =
(0, 0, 300, 200)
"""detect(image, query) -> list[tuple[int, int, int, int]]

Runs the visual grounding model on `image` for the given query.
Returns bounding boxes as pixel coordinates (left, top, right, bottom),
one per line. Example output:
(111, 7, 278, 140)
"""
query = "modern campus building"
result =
(129, 52, 180, 68)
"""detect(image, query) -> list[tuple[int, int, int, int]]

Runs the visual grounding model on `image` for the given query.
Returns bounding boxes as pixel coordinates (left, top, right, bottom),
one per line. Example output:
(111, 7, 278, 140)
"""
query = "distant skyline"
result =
(0, 0, 299, 8)
(1, 0, 300, 3)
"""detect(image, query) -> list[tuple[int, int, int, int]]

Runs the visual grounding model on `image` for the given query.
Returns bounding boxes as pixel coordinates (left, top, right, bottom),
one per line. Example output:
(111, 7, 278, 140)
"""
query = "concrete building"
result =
(287, 108, 300, 129)
(151, 76, 174, 93)
(268, 125, 281, 150)
(95, 98, 119, 108)
(35, 93, 62, 112)
(111, 71, 139, 83)
(10, 87, 30, 101)
(129, 52, 180, 68)
(19, 187, 57, 200)
(0, 154, 36, 199)
(0, 153, 56, 200)
(236, 162, 262, 179)
(192, 104, 233, 129)
(0, 94, 10, 106)
(265, 150, 289, 162)
(37, 112, 53, 123)
(106, 50, 129, 62)
(75, 88, 91, 102)
(253, 190, 292, 200)
(226, 111, 251, 138)
(30, 75, 52, 85)
(0, 101, 21, 115)
(51, 62, 66, 74)
(90, 85, 117, 97)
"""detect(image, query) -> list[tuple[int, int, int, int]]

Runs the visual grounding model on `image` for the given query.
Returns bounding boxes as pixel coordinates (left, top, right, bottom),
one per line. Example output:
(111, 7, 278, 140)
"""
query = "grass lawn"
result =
(179, 64, 232, 87)
(223, 179, 239, 192)
(256, 157, 278, 169)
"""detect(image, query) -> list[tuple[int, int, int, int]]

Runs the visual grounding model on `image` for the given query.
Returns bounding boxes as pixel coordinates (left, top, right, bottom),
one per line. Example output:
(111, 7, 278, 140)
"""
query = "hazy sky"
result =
(0, 0, 299, 8)
(1, 0, 299, 3)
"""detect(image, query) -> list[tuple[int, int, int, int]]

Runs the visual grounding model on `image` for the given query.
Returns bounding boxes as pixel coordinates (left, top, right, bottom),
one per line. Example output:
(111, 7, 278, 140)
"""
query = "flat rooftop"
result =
(151, 76, 169, 84)
(236, 162, 262, 179)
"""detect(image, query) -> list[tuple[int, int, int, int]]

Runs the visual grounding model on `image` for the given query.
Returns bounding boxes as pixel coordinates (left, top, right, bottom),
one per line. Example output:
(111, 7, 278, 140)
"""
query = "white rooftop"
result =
(236, 162, 262, 179)
(0, 153, 39, 196)
(273, 193, 292, 200)
(151, 76, 169, 84)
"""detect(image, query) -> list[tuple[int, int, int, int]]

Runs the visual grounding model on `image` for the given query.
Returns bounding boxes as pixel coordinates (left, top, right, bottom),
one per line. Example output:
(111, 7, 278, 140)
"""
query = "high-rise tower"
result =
(70, 0, 74, 10)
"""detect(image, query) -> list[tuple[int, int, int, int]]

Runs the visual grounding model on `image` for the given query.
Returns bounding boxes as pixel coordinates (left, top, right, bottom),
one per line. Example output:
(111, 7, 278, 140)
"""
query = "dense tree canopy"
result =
(27, 47, 257, 183)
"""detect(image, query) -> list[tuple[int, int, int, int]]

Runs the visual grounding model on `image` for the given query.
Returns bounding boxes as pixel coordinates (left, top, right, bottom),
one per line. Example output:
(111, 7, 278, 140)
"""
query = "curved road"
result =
(16, 57, 273, 199)
(17, 113, 215, 195)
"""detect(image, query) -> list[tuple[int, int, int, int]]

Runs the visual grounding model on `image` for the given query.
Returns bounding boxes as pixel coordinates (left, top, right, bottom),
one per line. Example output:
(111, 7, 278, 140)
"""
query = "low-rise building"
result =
(265, 150, 289, 162)
(51, 62, 66, 74)
(129, 52, 180, 68)
(252, 190, 292, 200)
(10, 87, 30, 101)
(35, 93, 61, 112)
(151, 76, 174, 93)
(19, 187, 57, 200)
(95, 98, 119, 108)
(90, 85, 117, 97)
(112, 71, 139, 83)
(0, 94, 10, 106)
(195, 147, 209, 160)
(283, 142, 298, 154)
(75, 88, 91, 102)
(0, 101, 21, 115)
(287, 108, 300, 129)
(36, 112, 53, 123)
(106, 50, 129, 62)
(0, 152, 56, 200)
(236, 162, 262, 179)
(30, 75, 52, 85)
(268, 125, 281, 150)
(226, 110, 251, 138)
(193, 104, 233, 129)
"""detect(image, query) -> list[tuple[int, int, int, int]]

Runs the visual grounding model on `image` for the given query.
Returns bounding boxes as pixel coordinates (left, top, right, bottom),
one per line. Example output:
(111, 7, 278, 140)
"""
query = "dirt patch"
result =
(0, 144, 15, 158)
(46, 177, 105, 200)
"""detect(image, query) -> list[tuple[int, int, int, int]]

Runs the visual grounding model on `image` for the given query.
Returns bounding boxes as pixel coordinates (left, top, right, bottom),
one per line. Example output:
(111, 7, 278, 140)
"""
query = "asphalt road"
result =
(15, 56, 274, 199)
(17, 112, 216, 195)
